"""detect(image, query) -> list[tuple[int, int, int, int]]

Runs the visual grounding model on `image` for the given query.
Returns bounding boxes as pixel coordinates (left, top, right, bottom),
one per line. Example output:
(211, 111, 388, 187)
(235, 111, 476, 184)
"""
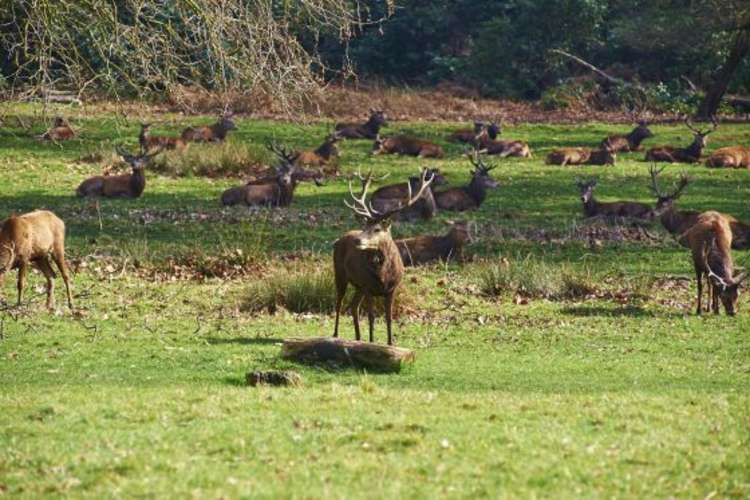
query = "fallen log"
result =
(281, 337, 415, 373)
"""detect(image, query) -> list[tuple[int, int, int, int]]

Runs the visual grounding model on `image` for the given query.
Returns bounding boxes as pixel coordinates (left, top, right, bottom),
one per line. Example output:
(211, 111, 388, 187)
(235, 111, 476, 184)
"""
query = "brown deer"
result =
(371, 168, 447, 222)
(449, 121, 501, 144)
(705, 146, 750, 168)
(333, 169, 435, 345)
(139, 123, 186, 152)
(76, 146, 161, 198)
(576, 179, 654, 219)
(396, 221, 472, 266)
(434, 152, 499, 211)
(601, 121, 653, 153)
(220, 143, 323, 207)
(372, 135, 444, 158)
(678, 212, 747, 315)
(479, 136, 532, 158)
(335, 109, 388, 139)
(546, 147, 616, 166)
(293, 132, 342, 167)
(0, 210, 73, 310)
(181, 112, 236, 143)
(645, 116, 717, 163)
(40, 117, 76, 141)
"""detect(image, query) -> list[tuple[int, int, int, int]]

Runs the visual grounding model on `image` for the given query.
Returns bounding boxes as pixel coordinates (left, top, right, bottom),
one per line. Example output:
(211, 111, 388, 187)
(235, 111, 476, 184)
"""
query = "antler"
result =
(685, 115, 719, 135)
(648, 164, 667, 197)
(345, 169, 433, 223)
(266, 141, 298, 164)
(344, 171, 381, 221)
(466, 149, 496, 173)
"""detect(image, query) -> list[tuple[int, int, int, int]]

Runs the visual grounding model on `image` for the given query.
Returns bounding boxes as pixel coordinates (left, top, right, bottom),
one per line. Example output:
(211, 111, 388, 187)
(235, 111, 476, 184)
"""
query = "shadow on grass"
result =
(560, 305, 653, 317)
(206, 336, 284, 346)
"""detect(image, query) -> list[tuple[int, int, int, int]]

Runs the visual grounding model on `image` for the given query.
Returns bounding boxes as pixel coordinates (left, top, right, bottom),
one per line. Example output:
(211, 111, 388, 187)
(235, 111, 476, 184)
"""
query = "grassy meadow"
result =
(1, 104, 749, 498)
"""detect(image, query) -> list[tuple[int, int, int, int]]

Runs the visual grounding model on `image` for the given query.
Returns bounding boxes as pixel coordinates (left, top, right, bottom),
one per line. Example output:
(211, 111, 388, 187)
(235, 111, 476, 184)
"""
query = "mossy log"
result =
(281, 337, 415, 373)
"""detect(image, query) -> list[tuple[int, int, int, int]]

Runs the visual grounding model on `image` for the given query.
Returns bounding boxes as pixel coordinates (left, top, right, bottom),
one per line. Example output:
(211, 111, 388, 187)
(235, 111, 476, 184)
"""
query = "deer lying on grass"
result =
(293, 132, 342, 167)
(0, 210, 73, 310)
(396, 221, 472, 266)
(705, 146, 750, 168)
(478, 136, 532, 158)
(76, 146, 161, 198)
(333, 169, 435, 345)
(645, 117, 717, 163)
(335, 109, 387, 139)
(40, 117, 76, 141)
(139, 123, 186, 152)
(372, 135, 444, 158)
(181, 112, 236, 143)
(371, 168, 447, 222)
(576, 179, 654, 219)
(601, 121, 653, 153)
(220, 143, 323, 207)
(546, 147, 616, 166)
(678, 211, 747, 315)
(449, 121, 501, 144)
(435, 152, 499, 211)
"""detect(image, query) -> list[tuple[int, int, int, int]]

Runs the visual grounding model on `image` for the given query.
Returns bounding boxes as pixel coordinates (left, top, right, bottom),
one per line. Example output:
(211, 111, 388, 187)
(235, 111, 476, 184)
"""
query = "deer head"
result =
(649, 165, 690, 214)
(371, 135, 386, 155)
(487, 121, 502, 140)
(685, 115, 718, 149)
(467, 150, 499, 189)
(368, 109, 388, 127)
(218, 110, 236, 131)
(116, 145, 162, 170)
(576, 179, 597, 204)
(705, 243, 747, 316)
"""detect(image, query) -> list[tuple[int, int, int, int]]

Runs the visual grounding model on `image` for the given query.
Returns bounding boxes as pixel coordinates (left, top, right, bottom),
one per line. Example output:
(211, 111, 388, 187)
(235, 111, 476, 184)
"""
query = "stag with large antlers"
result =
(434, 152, 499, 211)
(645, 117, 717, 163)
(76, 146, 161, 198)
(333, 169, 435, 345)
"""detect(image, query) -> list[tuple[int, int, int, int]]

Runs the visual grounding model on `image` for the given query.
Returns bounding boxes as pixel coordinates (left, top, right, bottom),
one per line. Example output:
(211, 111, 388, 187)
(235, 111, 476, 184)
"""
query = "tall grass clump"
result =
(151, 141, 270, 178)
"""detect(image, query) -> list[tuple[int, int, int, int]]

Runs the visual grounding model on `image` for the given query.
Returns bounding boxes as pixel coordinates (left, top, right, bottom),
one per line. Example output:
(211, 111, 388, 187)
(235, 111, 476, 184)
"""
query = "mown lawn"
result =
(1, 104, 749, 497)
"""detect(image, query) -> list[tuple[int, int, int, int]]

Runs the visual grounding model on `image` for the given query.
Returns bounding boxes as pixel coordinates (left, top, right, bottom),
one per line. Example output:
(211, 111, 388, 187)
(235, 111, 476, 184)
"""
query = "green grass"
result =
(1, 104, 750, 497)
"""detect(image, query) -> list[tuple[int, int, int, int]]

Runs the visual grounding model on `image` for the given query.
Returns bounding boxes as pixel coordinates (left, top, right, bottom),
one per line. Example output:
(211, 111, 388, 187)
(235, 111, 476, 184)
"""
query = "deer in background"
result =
(293, 131, 343, 168)
(372, 134, 444, 158)
(139, 123, 186, 152)
(333, 169, 435, 345)
(576, 179, 654, 219)
(76, 146, 161, 198)
(335, 109, 388, 139)
(396, 221, 473, 266)
(40, 117, 76, 141)
(678, 211, 747, 315)
(478, 135, 532, 158)
(546, 146, 616, 166)
(449, 121, 501, 144)
(645, 116, 717, 163)
(181, 112, 236, 143)
(371, 167, 447, 222)
(705, 146, 750, 168)
(435, 152, 499, 211)
(0, 210, 73, 310)
(601, 121, 653, 153)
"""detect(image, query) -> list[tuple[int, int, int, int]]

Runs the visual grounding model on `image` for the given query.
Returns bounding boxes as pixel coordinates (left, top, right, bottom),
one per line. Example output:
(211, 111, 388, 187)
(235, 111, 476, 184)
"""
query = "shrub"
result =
(150, 141, 269, 178)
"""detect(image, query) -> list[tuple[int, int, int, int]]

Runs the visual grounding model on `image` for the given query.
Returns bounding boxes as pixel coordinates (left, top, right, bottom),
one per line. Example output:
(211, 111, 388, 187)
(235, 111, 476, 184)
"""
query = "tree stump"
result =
(281, 337, 415, 373)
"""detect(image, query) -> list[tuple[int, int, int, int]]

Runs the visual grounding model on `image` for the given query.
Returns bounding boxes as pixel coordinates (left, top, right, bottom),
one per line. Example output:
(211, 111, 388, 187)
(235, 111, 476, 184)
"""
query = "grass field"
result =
(1, 105, 749, 498)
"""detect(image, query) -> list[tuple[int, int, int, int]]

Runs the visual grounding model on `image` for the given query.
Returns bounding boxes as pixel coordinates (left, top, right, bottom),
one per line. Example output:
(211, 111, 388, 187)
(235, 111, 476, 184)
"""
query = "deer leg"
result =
(365, 295, 375, 343)
(333, 282, 347, 338)
(350, 290, 364, 341)
(35, 258, 56, 311)
(51, 246, 73, 309)
(16, 261, 28, 307)
(384, 292, 395, 346)
(696, 270, 703, 315)
(711, 285, 720, 315)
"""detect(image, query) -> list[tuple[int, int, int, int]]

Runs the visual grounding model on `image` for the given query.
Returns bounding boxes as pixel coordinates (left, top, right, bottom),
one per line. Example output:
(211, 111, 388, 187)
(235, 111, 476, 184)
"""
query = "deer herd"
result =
(1, 109, 749, 345)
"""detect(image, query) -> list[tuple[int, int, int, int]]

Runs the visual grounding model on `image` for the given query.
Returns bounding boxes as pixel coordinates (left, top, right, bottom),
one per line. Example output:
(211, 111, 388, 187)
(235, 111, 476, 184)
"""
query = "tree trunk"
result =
(281, 337, 415, 372)
(697, 30, 750, 119)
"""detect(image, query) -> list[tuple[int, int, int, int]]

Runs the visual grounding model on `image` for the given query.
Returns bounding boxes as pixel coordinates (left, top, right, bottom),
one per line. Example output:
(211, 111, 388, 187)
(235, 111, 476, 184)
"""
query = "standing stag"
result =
(76, 146, 161, 198)
(601, 121, 653, 153)
(705, 146, 750, 168)
(435, 152, 499, 211)
(371, 168, 447, 222)
(372, 135, 444, 158)
(335, 109, 388, 139)
(645, 117, 717, 163)
(333, 169, 435, 345)
(181, 112, 236, 143)
(139, 123, 186, 152)
(396, 221, 473, 266)
(576, 179, 654, 219)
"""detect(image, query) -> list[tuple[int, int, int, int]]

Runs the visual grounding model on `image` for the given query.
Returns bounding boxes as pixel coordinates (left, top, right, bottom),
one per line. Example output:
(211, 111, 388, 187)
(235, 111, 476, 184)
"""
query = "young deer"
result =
(371, 168, 448, 222)
(181, 112, 236, 143)
(293, 132, 342, 167)
(139, 123, 186, 152)
(0, 210, 73, 310)
(372, 135, 444, 158)
(41, 117, 76, 141)
(76, 146, 161, 198)
(335, 109, 388, 140)
(576, 179, 654, 219)
(601, 121, 653, 153)
(645, 116, 717, 163)
(396, 221, 472, 266)
(678, 212, 747, 315)
(333, 169, 435, 345)
(546, 147, 616, 166)
(435, 152, 499, 211)
(705, 146, 750, 168)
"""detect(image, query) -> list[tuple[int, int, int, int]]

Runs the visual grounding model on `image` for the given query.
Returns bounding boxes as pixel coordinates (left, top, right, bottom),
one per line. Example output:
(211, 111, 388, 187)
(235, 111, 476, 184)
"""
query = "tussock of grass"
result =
(151, 141, 269, 178)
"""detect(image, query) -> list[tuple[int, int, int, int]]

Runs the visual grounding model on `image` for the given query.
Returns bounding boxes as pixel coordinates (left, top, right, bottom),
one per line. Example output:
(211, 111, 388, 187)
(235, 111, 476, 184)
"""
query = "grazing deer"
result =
(371, 168, 447, 222)
(372, 135, 444, 158)
(220, 143, 322, 207)
(645, 117, 717, 163)
(449, 121, 501, 144)
(435, 152, 499, 211)
(576, 179, 654, 219)
(678, 212, 747, 315)
(293, 132, 342, 167)
(76, 146, 161, 198)
(396, 221, 472, 266)
(705, 146, 750, 168)
(139, 123, 186, 152)
(333, 169, 435, 345)
(335, 109, 388, 139)
(181, 112, 236, 143)
(40, 117, 76, 141)
(601, 121, 653, 153)
(546, 147, 616, 166)
(0, 210, 73, 310)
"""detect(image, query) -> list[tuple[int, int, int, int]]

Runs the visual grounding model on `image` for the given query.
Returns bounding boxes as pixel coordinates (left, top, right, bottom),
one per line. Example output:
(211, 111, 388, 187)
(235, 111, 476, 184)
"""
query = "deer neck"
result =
(315, 141, 337, 160)
(364, 117, 383, 135)
(139, 128, 149, 149)
(212, 122, 228, 140)
(707, 245, 734, 283)
(684, 138, 704, 158)
(659, 206, 682, 233)
(277, 179, 297, 207)
(627, 129, 647, 148)
(130, 169, 146, 197)
(583, 197, 599, 217)
(466, 175, 487, 205)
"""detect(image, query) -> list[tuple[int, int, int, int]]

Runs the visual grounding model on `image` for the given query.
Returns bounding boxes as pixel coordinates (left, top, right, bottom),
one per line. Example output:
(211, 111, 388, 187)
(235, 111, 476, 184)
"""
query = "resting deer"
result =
(0, 210, 73, 310)
(479, 136, 532, 158)
(678, 212, 747, 315)
(705, 146, 750, 168)
(139, 123, 186, 152)
(335, 109, 387, 139)
(181, 112, 236, 143)
(645, 116, 717, 163)
(449, 121, 501, 144)
(576, 179, 653, 219)
(220, 142, 323, 207)
(435, 152, 499, 211)
(601, 121, 653, 153)
(76, 146, 161, 198)
(294, 132, 342, 167)
(40, 117, 76, 141)
(333, 169, 435, 345)
(371, 168, 447, 222)
(546, 147, 616, 166)
(396, 221, 472, 266)
(372, 135, 444, 158)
